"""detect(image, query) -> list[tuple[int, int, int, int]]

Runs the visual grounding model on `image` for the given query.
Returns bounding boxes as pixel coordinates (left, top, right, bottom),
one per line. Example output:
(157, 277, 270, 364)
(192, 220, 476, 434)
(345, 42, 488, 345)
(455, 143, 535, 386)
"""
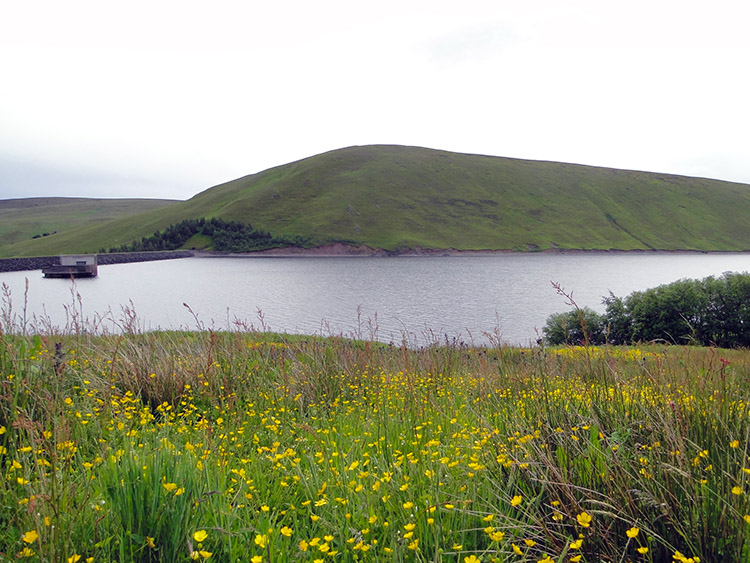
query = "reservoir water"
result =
(1, 253, 749, 345)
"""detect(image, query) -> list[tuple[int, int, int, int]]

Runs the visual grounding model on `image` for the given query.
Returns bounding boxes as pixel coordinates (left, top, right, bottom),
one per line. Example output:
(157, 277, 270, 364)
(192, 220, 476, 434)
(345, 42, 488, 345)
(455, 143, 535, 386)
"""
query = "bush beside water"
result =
(544, 272, 750, 347)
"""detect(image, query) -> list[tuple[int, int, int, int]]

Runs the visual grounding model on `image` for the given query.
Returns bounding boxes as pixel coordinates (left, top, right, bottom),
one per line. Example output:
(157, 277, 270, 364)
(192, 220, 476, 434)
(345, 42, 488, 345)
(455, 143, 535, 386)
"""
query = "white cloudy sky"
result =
(1, 0, 749, 200)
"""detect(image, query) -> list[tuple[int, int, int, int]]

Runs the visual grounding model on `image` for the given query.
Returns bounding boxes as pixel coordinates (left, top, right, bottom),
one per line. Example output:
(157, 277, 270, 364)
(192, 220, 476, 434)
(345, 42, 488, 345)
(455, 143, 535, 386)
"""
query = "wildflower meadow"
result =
(1, 321, 750, 561)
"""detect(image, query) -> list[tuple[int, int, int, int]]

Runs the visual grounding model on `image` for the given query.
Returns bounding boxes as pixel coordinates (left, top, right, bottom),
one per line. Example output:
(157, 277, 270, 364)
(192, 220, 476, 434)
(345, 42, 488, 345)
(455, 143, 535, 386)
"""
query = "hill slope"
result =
(0, 197, 179, 256)
(5, 145, 750, 256)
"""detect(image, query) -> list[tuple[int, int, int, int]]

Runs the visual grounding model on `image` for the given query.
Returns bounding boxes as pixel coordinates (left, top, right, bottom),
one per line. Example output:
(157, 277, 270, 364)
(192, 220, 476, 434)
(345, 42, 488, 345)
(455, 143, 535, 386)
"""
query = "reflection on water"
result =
(1, 253, 749, 345)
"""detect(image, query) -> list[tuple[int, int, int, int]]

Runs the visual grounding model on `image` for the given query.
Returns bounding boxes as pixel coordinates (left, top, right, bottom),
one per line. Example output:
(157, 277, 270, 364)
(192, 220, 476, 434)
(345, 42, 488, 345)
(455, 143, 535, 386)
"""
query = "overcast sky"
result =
(1, 0, 749, 201)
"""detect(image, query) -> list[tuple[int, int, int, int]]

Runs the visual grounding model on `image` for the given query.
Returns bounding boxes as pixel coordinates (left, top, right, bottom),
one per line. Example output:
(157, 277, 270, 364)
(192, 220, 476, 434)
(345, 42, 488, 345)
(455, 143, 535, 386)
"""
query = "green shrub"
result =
(542, 307, 606, 345)
(546, 272, 750, 346)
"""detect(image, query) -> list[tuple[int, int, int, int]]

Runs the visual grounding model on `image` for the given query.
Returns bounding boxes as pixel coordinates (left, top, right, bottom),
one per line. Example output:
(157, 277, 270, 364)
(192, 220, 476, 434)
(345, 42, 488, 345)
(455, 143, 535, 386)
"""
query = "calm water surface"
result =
(2, 254, 750, 345)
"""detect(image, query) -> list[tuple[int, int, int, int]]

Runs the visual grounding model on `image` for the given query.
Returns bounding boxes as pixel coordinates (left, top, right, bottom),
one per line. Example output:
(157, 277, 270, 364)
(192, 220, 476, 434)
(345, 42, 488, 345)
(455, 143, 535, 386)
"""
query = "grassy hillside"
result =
(5, 145, 750, 256)
(0, 197, 179, 256)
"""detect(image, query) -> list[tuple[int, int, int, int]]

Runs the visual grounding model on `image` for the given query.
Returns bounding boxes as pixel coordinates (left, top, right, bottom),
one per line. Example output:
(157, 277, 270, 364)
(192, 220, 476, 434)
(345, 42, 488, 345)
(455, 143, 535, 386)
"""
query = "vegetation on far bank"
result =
(103, 218, 312, 254)
(1, 292, 750, 561)
(5, 145, 750, 257)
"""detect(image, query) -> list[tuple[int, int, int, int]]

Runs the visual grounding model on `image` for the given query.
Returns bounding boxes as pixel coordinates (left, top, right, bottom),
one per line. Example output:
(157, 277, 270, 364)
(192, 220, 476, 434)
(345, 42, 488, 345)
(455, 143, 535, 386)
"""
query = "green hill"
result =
(5, 145, 750, 256)
(0, 197, 179, 255)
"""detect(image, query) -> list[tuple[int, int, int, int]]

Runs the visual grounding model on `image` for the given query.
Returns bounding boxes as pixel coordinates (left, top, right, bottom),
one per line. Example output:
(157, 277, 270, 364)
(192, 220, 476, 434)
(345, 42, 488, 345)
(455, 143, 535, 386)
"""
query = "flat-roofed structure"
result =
(42, 255, 98, 278)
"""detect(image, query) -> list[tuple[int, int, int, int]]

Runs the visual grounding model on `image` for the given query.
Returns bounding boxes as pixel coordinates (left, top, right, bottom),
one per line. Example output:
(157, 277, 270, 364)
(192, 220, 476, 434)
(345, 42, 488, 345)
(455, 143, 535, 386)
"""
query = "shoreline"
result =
(0, 250, 194, 274)
(1, 245, 746, 273)
(195, 243, 735, 258)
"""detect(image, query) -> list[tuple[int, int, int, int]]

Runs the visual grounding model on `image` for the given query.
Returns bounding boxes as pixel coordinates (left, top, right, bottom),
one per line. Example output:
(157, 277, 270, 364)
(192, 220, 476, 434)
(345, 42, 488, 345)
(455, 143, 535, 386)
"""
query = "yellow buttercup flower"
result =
(672, 550, 700, 563)
(576, 511, 592, 527)
(489, 530, 505, 541)
(510, 495, 522, 506)
(626, 527, 639, 538)
(193, 530, 208, 543)
(22, 531, 39, 544)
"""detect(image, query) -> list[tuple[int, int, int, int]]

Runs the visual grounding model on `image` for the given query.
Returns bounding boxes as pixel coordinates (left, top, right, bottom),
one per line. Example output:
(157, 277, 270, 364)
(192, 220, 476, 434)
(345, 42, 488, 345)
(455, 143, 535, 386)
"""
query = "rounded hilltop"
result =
(4, 145, 750, 257)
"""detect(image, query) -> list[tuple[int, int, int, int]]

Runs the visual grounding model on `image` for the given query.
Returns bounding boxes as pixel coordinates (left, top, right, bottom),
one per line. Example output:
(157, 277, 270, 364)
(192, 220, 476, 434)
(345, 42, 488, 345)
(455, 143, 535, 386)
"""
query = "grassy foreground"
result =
(1, 328, 749, 562)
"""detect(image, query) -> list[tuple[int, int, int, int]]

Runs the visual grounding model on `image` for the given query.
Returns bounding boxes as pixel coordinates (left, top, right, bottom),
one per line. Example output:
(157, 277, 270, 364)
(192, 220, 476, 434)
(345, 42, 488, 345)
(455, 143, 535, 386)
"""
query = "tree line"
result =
(543, 272, 750, 347)
(104, 218, 311, 254)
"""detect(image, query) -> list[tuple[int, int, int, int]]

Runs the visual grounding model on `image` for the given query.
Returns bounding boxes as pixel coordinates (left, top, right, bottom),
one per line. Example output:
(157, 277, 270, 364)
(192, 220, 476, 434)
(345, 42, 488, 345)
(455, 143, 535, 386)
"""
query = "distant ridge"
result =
(4, 145, 750, 256)
(0, 197, 178, 255)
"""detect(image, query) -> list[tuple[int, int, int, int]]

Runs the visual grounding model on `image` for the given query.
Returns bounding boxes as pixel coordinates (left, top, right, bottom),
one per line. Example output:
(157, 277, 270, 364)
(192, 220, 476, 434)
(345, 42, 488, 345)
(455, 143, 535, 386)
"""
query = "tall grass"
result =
(1, 302, 749, 561)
